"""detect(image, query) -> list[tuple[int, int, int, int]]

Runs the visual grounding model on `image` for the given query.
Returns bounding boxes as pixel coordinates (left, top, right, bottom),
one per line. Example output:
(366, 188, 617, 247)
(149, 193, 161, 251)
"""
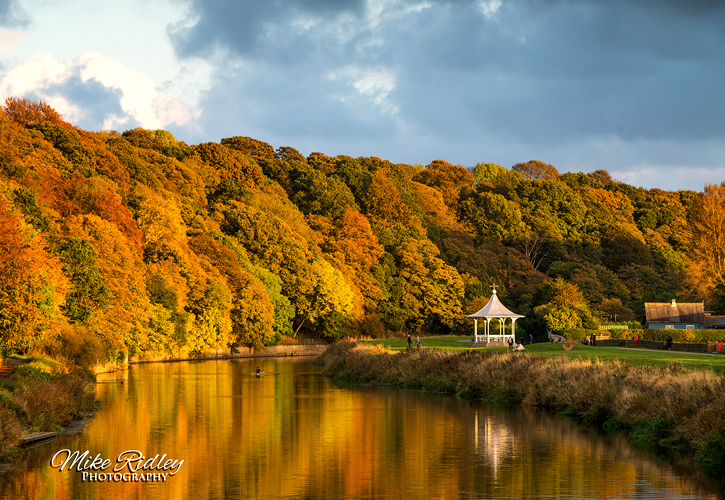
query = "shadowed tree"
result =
(221, 136, 276, 161)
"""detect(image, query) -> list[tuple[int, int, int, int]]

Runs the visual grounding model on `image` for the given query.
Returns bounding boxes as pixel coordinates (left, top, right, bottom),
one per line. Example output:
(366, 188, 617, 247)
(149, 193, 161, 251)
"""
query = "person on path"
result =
(529, 333, 533, 344)
(666, 333, 673, 351)
(634, 333, 638, 348)
(416, 337, 420, 348)
(590, 332, 596, 346)
(407, 334, 412, 350)
(508, 336, 514, 351)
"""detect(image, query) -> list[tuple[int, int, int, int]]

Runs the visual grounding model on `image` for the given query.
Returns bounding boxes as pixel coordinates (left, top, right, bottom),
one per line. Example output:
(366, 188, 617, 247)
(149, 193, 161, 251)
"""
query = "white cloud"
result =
(74, 51, 198, 129)
(327, 66, 398, 114)
(477, 0, 502, 19)
(0, 51, 68, 93)
(0, 50, 198, 130)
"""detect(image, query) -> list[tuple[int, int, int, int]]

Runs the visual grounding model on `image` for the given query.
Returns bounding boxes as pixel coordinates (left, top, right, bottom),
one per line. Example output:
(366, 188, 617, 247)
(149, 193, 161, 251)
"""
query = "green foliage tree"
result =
(473, 162, 514, 186)
(394, 239, 465, 333)
(291, 167, 359, 221)
(533, 278, 598, 332)
(458, 191, 525, 243)
(193, 142, 263, 190)
(53, 236, 110, 325)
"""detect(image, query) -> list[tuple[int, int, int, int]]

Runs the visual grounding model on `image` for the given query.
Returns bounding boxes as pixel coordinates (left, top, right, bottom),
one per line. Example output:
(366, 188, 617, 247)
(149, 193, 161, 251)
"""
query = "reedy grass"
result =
(316, 340, 725, 483)
(363, 337, 725, 372)
(0, 356, 97, 461)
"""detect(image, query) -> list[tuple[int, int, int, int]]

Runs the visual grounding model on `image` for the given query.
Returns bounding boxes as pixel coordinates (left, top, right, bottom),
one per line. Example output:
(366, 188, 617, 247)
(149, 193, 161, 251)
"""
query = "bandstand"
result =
(466, 287, 524, 345)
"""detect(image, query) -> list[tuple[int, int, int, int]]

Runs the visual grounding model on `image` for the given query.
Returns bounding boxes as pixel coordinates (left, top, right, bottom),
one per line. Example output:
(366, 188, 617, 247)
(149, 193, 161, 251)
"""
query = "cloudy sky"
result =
(0, 0, 724, 191)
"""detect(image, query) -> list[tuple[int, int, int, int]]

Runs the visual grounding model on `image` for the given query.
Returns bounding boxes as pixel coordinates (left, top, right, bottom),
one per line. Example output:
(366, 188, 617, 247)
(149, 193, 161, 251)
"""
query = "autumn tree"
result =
(512, 160, 560, 181)
(412, 159, 474, 208)
(688, 183, 725, 311)
(364, 170, 413, 227)
(1, 97, 63, 127)
(66, 214, 153, 357)
(0, 200, 66, 351)
(190, 235, 276, 350)
(193, 142, 263, 190)
(394, 239, 465, 333)
(221, 136, 276, 161)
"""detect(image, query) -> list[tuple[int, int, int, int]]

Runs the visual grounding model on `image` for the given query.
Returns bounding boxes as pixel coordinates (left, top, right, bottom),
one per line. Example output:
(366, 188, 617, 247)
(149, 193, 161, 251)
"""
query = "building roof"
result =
(644, 300, 704, 324)
(466, 289, 524, 319)
(705, 315, 725, 329)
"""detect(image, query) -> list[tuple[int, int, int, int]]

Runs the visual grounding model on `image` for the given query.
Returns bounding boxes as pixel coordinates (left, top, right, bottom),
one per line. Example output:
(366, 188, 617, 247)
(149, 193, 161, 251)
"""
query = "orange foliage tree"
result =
(1, 97, 63, 127)
(0, 200, 66, 351)
(413, 159, 474, 208)
(688, 183, 725, 311)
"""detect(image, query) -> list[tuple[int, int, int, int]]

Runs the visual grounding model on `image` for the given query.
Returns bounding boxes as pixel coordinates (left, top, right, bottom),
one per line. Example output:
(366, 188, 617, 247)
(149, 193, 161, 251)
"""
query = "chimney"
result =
(671, 299, 676, 307)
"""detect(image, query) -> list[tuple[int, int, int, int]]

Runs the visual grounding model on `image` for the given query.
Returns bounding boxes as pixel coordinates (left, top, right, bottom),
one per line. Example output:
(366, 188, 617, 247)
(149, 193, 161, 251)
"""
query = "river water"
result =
(0, 358, 721, 499)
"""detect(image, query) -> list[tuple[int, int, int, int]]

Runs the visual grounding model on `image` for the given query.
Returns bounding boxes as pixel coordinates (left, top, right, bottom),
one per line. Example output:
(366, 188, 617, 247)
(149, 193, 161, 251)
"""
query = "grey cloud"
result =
(191, 62, 399, 148)
(169, 0, 365, 58)
(28, 77, 135, 132)
(168, 0, 725, 189)
(0, 0, 28, 27)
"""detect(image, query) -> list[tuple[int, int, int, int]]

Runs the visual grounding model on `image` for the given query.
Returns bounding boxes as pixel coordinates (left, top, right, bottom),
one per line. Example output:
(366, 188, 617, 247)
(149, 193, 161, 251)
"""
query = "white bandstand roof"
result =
(465, 289, 524, 319)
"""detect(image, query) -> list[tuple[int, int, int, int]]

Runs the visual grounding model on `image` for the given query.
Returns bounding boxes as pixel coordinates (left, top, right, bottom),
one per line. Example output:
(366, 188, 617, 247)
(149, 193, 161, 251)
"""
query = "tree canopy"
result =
(0, 97, 718, 359)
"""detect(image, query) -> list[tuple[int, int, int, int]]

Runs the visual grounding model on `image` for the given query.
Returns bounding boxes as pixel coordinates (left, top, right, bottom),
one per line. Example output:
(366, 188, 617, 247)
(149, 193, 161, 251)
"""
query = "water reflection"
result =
(0, 358, 720, 499)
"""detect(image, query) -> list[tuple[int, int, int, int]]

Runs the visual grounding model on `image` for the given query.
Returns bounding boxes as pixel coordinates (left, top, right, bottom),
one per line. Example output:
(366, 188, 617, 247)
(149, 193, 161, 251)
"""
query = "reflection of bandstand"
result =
(466, 286, 524, 346)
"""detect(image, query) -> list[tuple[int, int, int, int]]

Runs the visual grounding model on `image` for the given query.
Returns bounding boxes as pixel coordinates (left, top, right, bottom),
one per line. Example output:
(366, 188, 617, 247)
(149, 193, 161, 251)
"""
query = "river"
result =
(0, 358, 721, 499)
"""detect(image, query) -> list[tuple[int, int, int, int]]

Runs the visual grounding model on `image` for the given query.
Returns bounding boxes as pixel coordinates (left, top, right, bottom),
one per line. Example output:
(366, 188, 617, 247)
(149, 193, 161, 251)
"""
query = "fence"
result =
(582, 338, 714, 353)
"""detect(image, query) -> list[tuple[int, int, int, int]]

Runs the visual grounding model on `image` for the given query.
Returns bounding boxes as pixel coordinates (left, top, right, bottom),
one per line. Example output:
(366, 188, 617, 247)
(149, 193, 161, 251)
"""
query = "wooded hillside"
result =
(1, 98, 722, 363)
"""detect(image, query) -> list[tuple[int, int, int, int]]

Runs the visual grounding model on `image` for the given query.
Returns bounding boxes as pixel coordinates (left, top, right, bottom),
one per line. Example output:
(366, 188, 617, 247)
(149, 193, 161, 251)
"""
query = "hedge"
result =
(557, 328, 725, 343)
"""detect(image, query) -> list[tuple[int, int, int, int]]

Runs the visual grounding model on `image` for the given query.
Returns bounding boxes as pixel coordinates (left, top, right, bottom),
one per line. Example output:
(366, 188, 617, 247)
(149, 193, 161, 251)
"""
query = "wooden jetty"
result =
(19, 432, 58, 447)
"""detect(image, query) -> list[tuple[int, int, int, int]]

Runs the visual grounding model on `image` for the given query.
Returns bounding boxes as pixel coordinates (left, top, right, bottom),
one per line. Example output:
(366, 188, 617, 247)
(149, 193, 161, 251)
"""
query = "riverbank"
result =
(363, 336, 725, 372)
(90, 344, 328, 374)
(316, 340, 725, 483)
(0, 355, 97, 461)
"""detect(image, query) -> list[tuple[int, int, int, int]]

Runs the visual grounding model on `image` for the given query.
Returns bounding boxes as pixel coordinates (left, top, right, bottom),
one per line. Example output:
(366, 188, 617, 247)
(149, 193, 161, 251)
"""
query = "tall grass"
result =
(316, 340, 725, 482)
(0, 357, 97, 460)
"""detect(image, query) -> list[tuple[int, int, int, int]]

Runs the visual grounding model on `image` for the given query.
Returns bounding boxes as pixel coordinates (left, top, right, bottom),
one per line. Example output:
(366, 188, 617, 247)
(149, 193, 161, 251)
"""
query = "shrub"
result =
(697, 427, 725, 479)
(16, 371, 96, 430)
(0, 405, 21, 459)
(36, 326, 111, 368)
(641, 329, 725, 343)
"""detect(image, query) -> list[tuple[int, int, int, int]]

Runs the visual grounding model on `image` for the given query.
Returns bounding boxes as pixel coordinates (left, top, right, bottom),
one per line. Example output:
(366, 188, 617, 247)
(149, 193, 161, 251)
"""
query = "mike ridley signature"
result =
(50, 449, 184, 483)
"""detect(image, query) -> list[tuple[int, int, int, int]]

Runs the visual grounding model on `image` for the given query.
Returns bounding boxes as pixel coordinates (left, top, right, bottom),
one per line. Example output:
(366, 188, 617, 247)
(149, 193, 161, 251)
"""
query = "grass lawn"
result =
(363, 336, 725, 372)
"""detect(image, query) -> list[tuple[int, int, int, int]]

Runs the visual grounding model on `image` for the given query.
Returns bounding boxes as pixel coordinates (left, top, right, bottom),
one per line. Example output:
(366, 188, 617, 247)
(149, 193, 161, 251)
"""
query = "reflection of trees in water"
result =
(1, 360, 719, 500)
